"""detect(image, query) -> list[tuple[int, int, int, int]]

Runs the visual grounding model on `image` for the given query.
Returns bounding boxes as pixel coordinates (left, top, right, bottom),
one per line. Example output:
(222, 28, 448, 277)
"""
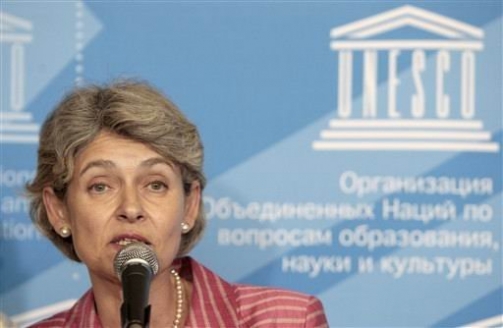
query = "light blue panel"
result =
(3, 260, 89, 317)
(1, 2, 501, 327)
(317, 193, 501, 327)
(1, 2, 102, 115)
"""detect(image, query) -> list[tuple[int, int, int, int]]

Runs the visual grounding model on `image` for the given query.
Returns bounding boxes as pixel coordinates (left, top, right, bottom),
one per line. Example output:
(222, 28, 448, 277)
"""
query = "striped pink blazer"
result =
(30, 257, 329, 327)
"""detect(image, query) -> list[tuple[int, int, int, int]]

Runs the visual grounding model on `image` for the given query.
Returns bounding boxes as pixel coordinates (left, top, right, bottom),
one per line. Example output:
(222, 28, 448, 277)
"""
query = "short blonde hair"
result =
(26, 80, 206, 261)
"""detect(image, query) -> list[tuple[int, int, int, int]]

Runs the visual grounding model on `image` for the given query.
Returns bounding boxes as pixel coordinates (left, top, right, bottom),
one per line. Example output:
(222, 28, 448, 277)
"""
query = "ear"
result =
(42, 187, 69, 232)
(183, 181, 201, 228)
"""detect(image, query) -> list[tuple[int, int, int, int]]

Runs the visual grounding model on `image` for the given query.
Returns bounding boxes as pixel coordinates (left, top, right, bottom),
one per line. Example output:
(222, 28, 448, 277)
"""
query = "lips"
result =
(111, 233, 151, 247)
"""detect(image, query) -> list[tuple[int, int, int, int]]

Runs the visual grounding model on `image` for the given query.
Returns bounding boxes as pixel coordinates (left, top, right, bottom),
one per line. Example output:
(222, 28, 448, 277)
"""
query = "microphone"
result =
(114, 242, 159, 328)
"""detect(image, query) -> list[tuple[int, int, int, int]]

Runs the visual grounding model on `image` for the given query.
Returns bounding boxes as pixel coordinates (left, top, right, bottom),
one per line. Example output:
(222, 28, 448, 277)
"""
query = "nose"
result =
(117, 186, 145, 222)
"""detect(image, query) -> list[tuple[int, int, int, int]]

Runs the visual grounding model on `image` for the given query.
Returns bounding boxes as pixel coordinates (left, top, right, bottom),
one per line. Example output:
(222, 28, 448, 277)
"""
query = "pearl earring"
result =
(181, 222, 191, 234)
(60, 226, 71, 238)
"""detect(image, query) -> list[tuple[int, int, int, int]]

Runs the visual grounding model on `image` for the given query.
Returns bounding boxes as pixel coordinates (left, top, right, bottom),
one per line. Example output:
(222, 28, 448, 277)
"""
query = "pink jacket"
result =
(30, 257, 329, 327)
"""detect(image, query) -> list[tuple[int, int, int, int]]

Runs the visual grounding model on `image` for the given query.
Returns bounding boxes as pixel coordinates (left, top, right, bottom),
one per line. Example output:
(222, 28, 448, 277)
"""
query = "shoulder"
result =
(234, 285, 328, 327)
(184, 257, 328, 328)
(235, 284, 317, 307)
(28, 311, 69, 328)
(27, 290, 97, 328)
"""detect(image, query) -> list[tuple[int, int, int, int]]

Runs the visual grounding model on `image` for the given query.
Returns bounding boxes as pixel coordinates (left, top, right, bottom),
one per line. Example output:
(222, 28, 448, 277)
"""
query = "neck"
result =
(90, 267, 185, 328)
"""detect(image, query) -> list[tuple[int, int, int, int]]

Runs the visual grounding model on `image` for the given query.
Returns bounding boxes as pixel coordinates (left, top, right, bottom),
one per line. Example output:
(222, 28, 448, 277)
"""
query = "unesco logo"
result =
(0, 12, 39, 144)
(312, 5, 499, 152)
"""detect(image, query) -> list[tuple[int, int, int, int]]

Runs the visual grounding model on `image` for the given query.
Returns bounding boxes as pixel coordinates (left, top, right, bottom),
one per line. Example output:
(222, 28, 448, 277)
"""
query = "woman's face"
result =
(44, 131, 200, 281)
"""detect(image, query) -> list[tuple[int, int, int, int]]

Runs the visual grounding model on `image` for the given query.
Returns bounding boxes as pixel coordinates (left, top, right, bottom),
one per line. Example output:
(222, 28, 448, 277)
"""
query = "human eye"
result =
(147, 180, 168, 192)
(88, 182, 110, 194)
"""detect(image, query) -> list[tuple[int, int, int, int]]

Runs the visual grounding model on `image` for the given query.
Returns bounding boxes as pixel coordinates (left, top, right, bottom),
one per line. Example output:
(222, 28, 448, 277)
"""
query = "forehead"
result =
(73, 131, 173, 171)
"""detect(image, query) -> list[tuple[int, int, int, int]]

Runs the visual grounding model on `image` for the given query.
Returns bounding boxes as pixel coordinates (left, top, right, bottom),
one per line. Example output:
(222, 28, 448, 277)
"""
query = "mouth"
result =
(111, 234, 151, 247)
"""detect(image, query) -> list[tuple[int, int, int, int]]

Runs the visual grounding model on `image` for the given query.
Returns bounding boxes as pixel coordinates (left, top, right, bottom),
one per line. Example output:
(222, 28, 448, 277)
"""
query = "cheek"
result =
(65, 198, 111, 241)
(68, 207, 110, 264)
(156, 226, 183, 268)
(151, 206, 185, 243)
(149, 195, 186, 222)
(155, 215, 183, 239)
(65, 185, 113, 221)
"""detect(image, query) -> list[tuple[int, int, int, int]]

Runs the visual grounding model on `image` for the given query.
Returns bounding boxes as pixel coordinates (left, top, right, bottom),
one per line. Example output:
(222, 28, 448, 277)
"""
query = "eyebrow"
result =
(80, 160, 115, 177)
(79, 157, 173, 177)
(140, 157, 174, 169)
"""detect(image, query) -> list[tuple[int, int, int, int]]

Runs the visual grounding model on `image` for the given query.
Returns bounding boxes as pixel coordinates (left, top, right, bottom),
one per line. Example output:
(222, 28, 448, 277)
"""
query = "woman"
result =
(27, 81, 328, 328)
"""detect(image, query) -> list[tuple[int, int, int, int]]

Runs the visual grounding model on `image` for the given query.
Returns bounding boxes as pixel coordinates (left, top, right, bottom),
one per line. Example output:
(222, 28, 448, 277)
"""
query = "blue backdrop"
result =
(1, 1, 501, 327)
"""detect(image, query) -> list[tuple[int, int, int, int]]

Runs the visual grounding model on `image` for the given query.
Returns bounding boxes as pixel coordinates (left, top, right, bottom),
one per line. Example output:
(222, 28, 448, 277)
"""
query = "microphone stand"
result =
(120, 262, 153, 328)
(121, 303, 151, 328)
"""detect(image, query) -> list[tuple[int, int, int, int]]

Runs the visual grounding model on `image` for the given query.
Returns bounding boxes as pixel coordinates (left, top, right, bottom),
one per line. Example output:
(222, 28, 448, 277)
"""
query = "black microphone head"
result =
(113, 243, 159, 280)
